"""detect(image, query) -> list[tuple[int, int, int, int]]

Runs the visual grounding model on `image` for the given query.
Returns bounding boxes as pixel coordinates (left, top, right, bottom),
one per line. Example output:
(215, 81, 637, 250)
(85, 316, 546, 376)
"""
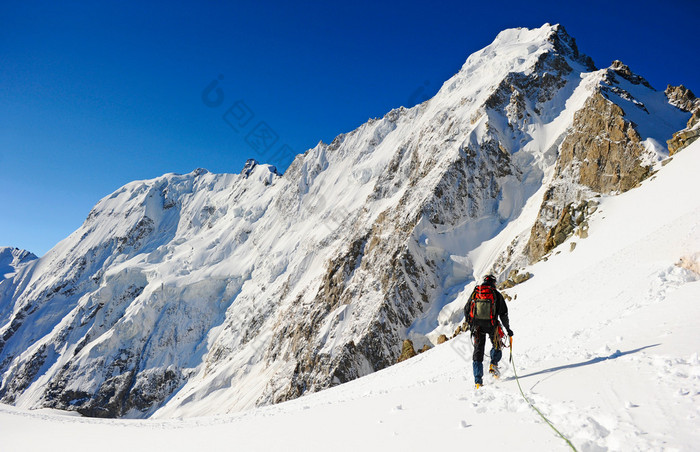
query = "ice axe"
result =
(509, 336, 513, 362)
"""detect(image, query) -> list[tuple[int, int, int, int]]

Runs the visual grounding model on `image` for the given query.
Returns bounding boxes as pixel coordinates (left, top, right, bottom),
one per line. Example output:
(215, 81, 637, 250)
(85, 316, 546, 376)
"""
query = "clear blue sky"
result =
(1, 0, 698, 256)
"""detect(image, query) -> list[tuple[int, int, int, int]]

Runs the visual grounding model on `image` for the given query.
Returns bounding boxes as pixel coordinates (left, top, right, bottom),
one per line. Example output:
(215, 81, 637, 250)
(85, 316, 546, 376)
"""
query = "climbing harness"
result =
(510, 337, 578, 452)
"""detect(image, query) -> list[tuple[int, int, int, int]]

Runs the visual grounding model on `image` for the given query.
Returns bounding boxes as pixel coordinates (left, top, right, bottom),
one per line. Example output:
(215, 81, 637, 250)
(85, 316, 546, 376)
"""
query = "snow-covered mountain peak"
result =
(439, 24, 593, 101)
(0, 24, 694, 420)
(542, 23, 596, 69)
(0, 247, 37, 278)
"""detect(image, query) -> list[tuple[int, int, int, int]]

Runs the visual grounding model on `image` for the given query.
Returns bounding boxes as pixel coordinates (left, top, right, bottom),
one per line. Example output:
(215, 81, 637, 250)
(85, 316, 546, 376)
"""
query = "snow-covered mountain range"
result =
(0, 24, 696, 419)
(4, 137, 700, 451)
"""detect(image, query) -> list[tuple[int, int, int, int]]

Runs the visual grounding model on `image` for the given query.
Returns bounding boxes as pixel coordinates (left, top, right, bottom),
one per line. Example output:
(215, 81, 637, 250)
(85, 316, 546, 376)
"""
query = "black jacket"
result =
(464, 282, 512, 334)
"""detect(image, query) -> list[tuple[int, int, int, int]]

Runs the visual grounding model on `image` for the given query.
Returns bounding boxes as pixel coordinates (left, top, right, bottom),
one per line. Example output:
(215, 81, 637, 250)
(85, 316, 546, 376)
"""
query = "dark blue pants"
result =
(472, 325, 502, 384)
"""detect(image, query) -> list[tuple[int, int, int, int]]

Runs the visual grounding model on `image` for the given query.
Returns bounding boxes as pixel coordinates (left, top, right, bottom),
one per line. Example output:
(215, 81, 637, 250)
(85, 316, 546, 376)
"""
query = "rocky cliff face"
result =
(525, 61, 690, 263)
(665, 84, 699, 112)
(666, 85, 700, 155)
(669, 112, 700, 155)
(0, 24, 694, 418)
(526, 90, 648, 262)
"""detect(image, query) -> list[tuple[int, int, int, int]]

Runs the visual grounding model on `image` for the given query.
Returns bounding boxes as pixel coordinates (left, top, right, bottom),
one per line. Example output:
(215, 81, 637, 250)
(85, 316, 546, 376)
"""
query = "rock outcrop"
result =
(609, 60, 653, 88)
(499, 269, 534, 289)
(665, 85, 699, 113)
(665, 85, 700, 155)
(668, 111, 700, 155)
(526, 87, 655, 262)
(397, 340, 417, 363)
(558, 92, 650, 193)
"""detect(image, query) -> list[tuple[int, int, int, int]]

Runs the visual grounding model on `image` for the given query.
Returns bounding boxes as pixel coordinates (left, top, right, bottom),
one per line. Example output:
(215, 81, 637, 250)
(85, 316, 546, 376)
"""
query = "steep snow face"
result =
(0, 24, 692, 418)
(165, 24, 607, 415)
(0, 166, 282, 416)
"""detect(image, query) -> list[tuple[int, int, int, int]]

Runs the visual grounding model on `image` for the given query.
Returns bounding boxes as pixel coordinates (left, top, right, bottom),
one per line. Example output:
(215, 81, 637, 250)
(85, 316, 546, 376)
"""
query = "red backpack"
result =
(469, 285, 496, 325)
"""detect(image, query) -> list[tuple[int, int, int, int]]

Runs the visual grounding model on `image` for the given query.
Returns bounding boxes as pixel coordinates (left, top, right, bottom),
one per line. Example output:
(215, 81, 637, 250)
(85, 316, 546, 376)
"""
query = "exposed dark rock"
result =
(437, 334, 448, 344)
(0, 345, 48, 403)
(484, 55, 571, 120)
(547, 24, 596, 71)
(241, 159, 259, 177)
(46, 349, 182, 418)
(126, 368, 183, 413)
(116, 217, 155, 253)
(43, 348, 139, 417)
(609, 60, 653, 89)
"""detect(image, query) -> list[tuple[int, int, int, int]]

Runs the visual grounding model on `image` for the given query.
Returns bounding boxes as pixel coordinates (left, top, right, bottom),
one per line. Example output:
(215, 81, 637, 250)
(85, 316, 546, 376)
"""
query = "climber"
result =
(464, 274, 513, 388)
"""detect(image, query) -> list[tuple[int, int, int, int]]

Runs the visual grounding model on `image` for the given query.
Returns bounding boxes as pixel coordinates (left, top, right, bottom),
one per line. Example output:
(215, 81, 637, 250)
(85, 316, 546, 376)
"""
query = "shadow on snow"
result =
(505, 344, 661, 383)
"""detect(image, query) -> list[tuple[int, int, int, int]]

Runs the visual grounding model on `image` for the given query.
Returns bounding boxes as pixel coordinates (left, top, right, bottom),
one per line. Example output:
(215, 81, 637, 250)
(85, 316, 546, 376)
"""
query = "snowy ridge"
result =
(0, 24, 693, 419)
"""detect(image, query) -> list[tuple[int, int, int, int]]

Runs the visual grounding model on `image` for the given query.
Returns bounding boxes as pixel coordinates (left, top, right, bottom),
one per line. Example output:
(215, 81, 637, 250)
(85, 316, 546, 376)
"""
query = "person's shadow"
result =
(504, 344, 660, 383)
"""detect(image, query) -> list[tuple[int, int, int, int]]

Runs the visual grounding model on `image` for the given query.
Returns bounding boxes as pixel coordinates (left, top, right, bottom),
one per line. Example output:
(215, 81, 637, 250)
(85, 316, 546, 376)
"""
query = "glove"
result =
(507, 329, 514, 337)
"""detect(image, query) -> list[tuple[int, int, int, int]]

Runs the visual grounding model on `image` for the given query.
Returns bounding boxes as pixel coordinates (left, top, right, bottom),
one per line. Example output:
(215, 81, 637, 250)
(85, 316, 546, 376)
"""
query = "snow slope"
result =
(3, 140, 699, 452)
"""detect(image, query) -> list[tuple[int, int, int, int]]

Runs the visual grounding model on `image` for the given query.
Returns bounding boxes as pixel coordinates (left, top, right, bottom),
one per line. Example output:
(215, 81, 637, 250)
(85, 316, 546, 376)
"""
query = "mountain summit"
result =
(0, 24, 694, 418)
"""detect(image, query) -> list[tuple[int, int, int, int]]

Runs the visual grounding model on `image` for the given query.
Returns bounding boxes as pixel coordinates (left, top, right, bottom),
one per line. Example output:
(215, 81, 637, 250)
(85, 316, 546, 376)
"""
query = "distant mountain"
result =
(0, 246, 37, 300)
(0, 24, 695, 418)
(0, 247, 37, 275)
